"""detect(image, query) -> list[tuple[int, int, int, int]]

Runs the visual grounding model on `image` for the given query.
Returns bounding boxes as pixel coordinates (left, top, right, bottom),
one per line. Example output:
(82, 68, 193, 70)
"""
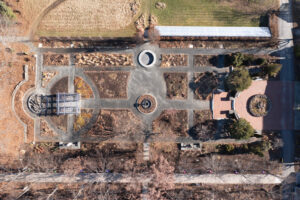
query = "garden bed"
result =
(73, 109, 93, 132)
(161, 54, 188, 67)
(74, 77, 94, 99)
(192, 72, 219, 100)
(176, 153, 281, 174)
(164, 72, 188, 99)
(75, 53, 134, 67)
(189, 110, 216, 141)
(86, 109, 142, 138)
(85, 72, 130, 99)
(152, 110, 188, 137)
(194, 55, 217, 67)
(43, 54, 69, 66)
(41, 71, 57, 87)
(164, 184, 281, 200)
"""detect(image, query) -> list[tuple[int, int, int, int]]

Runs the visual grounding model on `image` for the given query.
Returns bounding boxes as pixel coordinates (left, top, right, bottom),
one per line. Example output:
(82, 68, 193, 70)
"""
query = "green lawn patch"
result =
(151, 0, 276, 27)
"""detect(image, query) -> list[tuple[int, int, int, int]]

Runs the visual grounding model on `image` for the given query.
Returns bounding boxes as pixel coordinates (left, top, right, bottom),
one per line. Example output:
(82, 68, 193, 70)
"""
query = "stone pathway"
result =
(0, 172, 283, 185)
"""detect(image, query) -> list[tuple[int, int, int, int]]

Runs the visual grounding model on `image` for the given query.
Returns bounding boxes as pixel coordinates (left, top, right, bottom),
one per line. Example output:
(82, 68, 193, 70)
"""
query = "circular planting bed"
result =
(138, 50, 156, 68)
(27, 94, 42, 115)
(136, 94, 157, 114)
(248, 94, 271, 117)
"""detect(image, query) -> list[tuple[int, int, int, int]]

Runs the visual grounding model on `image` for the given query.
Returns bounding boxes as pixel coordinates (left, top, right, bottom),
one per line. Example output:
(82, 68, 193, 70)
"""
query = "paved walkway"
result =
(0, 172, 283, 185)
(278, 0, 295, 167)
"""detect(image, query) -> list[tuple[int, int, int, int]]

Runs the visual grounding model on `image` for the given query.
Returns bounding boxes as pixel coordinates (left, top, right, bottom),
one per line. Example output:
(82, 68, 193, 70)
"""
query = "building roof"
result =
(155, 26, 271, 38)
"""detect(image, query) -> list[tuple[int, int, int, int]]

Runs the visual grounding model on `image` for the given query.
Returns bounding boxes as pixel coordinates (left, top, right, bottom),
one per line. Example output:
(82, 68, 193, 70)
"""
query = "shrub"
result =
(248, 141, 270, 157)
(228, 118, 255, 140)
(232, 52, 245, 67)
(295, 45, 300, 59)
(0, 1, 15, 19)
(217, 144, 235, 154)
(226, 68, 252, 92)
(255, 57, 267, 66)
(265, 63, 282, 77)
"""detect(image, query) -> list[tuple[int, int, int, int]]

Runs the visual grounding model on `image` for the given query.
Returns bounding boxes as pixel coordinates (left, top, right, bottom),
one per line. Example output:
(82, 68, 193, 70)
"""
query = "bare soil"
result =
(50, 77, 68, 94)
(47, 115, 68, 132)
(85, 72, 130, 99)
(0, 43, 35, 164)
(192, 72, 219, 100)
(161, 54, 188, 67)
(164, 73, 188, 100)
(194, 55, 217, 67)
(152, 110, 188, 137)
(40, 119, 57, 137)
(74, 76, 94, 99)
(43, 53, 69, 66)
(86, 109, 142, 138)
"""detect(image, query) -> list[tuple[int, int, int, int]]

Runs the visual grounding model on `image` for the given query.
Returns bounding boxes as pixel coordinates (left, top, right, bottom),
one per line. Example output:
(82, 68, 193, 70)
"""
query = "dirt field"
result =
(37, 0, 141, 37)
(164, 73, 188, 100)
(86, 72, 130, 99)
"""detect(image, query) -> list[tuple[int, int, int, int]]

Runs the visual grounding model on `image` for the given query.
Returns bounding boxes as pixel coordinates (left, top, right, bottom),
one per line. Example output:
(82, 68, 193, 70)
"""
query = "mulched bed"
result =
(136, 94, 157, 114)
(189, 110, 216, 141)
(43, 54, 69, 66)
(159, 40, 278, 49)
(86, 109, 142, 138)
(164, 73, 188, 99)
(161, 54, 188, 67)
(74, 76, 94, 99)
(194, 55, 217, 67)
(192, 72, 219, 100)
(152, 110, 188, 137)
(85, 72, 130, 99)
(75, 53, 133, 67)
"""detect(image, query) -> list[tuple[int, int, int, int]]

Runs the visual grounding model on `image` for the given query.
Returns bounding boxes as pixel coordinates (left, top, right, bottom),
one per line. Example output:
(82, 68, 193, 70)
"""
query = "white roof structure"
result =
(155, 26, 272, 38)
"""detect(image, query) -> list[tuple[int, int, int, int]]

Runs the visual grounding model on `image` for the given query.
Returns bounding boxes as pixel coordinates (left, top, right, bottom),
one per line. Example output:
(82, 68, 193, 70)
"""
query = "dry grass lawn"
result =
(38, 0, 142, 37)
